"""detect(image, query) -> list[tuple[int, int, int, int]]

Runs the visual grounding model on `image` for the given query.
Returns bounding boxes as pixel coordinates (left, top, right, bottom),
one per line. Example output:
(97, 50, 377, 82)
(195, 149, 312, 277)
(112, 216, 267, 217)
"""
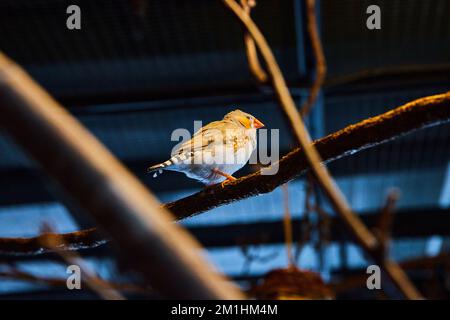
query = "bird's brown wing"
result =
(173, 120, 231, 156)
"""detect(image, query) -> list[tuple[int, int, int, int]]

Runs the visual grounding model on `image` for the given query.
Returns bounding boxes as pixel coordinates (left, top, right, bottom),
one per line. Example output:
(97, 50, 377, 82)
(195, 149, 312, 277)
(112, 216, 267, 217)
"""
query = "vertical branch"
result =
(240, 0, 268, 83)
(295, 178, 313, 260)
(308, 175, 331, 271)
(222, 0, 423, 299)
(282, 184, 295, 267)
(374, 189, 400, 259)
(300, 0, 327, 117)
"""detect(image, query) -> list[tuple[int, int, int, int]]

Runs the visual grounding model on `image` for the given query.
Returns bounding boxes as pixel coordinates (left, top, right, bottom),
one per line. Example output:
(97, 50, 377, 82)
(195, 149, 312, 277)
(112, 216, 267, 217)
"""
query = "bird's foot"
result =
(212, 168, 236, 188)
(220, 178, 236, 188)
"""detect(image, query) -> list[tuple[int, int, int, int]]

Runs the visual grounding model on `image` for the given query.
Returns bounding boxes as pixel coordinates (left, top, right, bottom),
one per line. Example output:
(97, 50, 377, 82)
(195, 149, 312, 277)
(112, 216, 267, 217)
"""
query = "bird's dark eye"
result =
(246, 116, 251, 120)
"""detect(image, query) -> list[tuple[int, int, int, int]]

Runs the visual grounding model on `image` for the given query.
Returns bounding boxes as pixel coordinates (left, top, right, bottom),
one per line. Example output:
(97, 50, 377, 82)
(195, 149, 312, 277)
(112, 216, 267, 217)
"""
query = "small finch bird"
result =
(147, 110, 264, 186)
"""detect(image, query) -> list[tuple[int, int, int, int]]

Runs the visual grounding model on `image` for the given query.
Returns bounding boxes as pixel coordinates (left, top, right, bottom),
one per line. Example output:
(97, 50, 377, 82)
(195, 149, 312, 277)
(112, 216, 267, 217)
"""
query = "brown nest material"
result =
(249, 267, 334, 300)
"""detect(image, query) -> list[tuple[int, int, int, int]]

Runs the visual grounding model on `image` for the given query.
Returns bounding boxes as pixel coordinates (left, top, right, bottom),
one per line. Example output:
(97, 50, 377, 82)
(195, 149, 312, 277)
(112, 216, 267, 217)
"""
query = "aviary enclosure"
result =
(0, 0, 449, 300)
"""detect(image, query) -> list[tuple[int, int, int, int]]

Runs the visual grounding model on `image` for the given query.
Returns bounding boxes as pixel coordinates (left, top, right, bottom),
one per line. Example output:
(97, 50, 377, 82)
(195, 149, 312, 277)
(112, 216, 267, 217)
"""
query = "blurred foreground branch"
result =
(0, 52, 243, 299)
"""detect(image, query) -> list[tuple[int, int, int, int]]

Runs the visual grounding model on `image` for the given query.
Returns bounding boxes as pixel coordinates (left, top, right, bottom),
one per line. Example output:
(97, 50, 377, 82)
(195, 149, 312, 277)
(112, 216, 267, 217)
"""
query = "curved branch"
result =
(240, 0, 268, 83)
(300, 0, 327, 117)
(166, 91, 450, 220)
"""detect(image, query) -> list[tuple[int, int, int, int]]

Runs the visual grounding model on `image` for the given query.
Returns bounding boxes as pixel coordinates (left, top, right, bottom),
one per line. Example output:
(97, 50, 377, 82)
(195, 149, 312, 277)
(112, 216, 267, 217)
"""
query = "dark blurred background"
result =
(0, 0, 449, 299)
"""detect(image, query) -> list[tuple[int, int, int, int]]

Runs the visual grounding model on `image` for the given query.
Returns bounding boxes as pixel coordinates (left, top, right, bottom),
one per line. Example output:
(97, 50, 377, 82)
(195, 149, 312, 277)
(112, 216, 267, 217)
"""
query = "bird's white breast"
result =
(173, 128, 257, 184)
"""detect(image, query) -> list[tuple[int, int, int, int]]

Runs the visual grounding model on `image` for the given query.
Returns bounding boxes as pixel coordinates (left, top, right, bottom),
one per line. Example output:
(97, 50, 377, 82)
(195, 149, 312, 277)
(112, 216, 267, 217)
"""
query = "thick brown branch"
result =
(0, 228, 106, 255)
(165, 91, 450, 220)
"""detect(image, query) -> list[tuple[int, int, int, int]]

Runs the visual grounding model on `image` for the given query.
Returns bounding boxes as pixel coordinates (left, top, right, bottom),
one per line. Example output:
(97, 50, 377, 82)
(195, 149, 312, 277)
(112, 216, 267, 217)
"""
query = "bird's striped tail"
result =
(147, 159, 175, 178)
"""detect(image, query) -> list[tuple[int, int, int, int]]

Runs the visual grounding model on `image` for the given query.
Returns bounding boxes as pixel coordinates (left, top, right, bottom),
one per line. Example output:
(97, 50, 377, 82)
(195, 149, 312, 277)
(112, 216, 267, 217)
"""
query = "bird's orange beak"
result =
(253, 118, 265, 129)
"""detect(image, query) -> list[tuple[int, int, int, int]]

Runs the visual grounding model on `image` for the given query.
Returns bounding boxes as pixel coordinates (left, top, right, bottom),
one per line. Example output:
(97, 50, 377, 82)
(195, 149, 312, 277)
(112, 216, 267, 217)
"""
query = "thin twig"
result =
(282, 183, 295, 267)
(294, 178, 312, 260)
(374, 189, 400, 259)
(300, 0, 327, 117)
(239, 244, 279, 275)
(307, 175, 331, 271)
(240, 0, 268, 83)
